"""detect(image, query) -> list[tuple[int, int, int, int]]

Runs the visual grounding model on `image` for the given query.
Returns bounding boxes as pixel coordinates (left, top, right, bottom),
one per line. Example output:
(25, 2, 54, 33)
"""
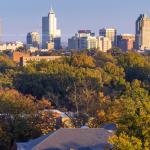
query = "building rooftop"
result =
(100, 28, 116, 31)
(17, 128, 113, 150)
(78, 30, 91, 34)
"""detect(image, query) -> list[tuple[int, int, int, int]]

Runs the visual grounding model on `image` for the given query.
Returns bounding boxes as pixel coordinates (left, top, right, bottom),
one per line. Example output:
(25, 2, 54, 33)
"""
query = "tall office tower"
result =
(99, 28, 117, 47)
(42, 8, 61, 50)
(27, 32, 40, 48)
(135, 14, 150, 50)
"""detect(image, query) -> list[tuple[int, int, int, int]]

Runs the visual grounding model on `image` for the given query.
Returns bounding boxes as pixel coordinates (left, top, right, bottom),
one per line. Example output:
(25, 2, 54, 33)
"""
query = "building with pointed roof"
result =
(17, 128, 114, 150)
(135, 14, 150, 50)
(42, 7, 61, 50)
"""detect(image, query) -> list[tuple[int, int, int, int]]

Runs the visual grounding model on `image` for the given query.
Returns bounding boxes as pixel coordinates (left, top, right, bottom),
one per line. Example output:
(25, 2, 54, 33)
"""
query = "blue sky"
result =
(0, 0, 150, 42)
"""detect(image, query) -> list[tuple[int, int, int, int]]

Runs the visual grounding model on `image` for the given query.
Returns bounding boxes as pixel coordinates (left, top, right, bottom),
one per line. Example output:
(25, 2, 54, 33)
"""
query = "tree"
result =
(111, 80, 150, 149)
(0, 55, 17, 88)
(109, 133, 143, 150)
(0, 124, 12, 150)
(0, 55, 16, 72)
(0, 89, 58, 149)
(116, 52, 150, 84)
(117, 51, 146, 69)
(70, 52, 96, 68)
(94, 51, 116, 67)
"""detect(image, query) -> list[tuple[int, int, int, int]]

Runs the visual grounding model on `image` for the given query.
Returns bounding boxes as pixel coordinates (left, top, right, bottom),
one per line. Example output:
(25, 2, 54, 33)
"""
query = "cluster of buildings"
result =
(26, 7, 62, 51)
(68, 13, 150, 52)
(68, 28, 135, 52)
(68, 29, 115, 52)
(1, 9, 150, 66)
(0, 8, 62, 52)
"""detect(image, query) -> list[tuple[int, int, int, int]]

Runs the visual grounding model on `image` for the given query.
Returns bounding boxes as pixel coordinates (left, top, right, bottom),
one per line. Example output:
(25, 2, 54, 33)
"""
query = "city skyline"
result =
(0, 0, 150, 42)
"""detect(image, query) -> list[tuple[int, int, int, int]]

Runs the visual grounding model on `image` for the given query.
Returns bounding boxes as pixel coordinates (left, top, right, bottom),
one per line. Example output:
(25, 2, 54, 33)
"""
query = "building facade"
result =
(68, 30, 112, 52)
(20, 55, 62, 66)
(117, 34, 135, 51)
(97, 36, 112, 52)
(135, 14, 150, 50)
(42, 8, 61, 50)
(27, 32, 40, 48)
(68, 35, 79, 50)
(68, 30, 97, 50)
(11, 51, 30, 63)
(99, 28, 117, 47)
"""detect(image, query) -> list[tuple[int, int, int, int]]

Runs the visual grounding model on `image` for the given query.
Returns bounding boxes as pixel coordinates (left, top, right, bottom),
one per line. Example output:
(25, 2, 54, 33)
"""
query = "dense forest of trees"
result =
(0, 50, 150, 149)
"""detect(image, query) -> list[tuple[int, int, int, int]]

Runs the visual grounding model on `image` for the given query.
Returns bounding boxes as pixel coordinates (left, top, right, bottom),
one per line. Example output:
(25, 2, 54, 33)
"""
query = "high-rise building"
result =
(27, 32, 40, 48)
(42, 8, 61, 50)
(97, 36, 112, 52)
(117, 34, 135, 51)
(68, 30, 97, 50)
(99, 28, 117, 47)
(68, 35, 79, 50)
(135, 14, 150, 50)
(68, 30, 112, 52)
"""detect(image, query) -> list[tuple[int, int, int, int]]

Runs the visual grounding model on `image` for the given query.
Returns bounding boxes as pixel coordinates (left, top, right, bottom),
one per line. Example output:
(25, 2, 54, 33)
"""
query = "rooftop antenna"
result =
(50, 5, 53, 12)
(50, 0, 54, 13)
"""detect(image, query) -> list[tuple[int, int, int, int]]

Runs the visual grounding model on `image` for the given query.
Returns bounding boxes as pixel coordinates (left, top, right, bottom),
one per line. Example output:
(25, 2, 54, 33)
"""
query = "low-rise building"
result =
(17, 128, 114, 150)
(11, 51, 31, 63)
(20, 55, 62, 66)
(0, 41, 24, 52)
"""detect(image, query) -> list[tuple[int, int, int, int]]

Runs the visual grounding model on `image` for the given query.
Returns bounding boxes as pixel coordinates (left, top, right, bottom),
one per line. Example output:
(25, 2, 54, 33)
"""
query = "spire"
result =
(50, 4, 54, 13)
(50, 5, 53, 12)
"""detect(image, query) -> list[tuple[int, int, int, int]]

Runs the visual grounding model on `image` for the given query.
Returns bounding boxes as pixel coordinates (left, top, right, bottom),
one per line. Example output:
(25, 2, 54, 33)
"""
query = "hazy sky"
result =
(0, 0, 150, 42)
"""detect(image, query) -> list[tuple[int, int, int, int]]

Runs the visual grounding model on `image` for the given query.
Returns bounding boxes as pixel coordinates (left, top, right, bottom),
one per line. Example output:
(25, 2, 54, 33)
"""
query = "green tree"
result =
(94, 51, 116, 67)
(109, 133, 143, 150)
(0, 55, 16, 72)
(70, 52, 96, 68)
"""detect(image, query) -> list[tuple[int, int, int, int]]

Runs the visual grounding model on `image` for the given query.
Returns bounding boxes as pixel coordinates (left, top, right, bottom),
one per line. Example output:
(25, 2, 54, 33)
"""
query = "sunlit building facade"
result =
(99, 28, 117, 47)
(97, 36, 112, 52)
(135, 14, 150, 50)
(27, 32, 40, 48)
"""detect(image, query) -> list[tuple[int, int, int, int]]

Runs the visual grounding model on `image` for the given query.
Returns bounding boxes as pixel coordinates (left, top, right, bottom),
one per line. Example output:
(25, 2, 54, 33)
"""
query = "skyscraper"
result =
(42, 8, 61, 49)
(99, 28, 117, 47)
(27, 32, 40, 48)
(135, 14, 150, 50)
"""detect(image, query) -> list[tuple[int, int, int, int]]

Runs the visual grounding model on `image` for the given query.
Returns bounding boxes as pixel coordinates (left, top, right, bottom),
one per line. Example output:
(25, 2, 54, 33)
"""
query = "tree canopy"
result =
(0, 50, 150, 149)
